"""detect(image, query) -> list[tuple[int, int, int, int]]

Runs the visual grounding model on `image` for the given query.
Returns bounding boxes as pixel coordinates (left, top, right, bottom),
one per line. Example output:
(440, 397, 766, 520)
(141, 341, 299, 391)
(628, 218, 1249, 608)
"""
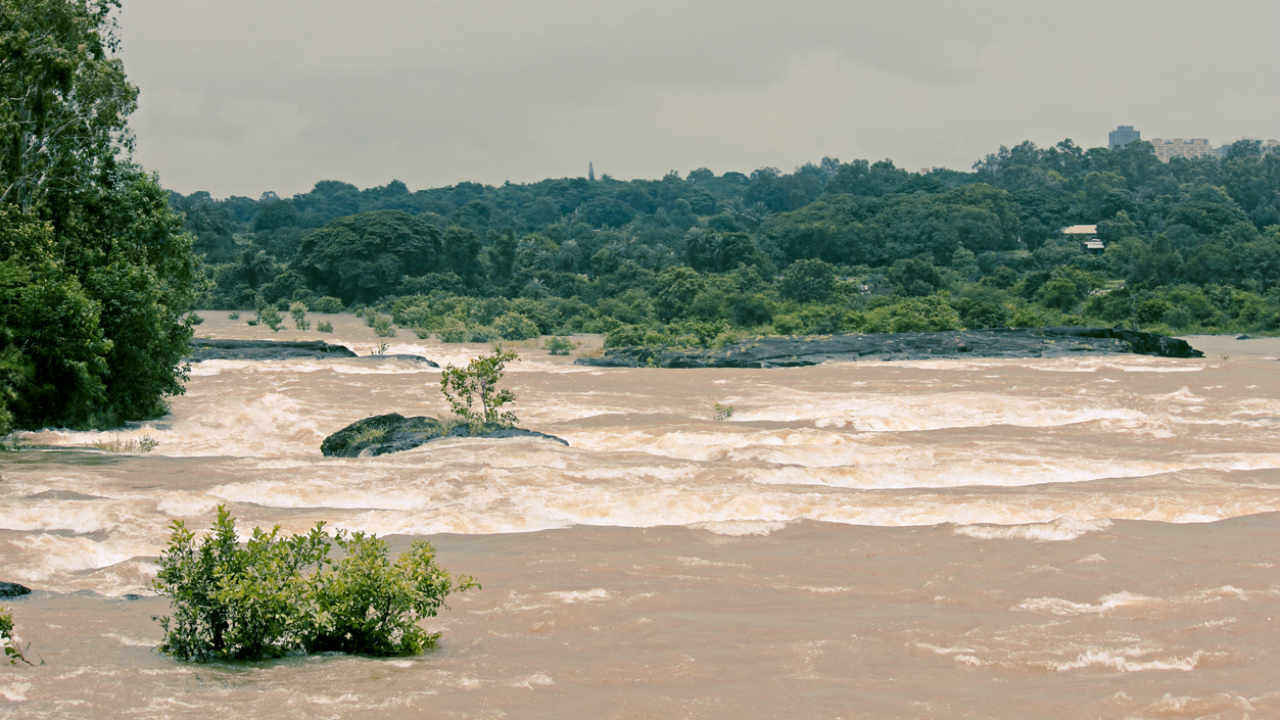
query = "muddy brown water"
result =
(2, 316, 1278, 718)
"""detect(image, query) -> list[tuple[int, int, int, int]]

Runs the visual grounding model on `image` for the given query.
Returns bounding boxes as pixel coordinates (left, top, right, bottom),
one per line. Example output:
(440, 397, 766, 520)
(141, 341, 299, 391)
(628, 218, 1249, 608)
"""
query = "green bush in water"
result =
(2, 607, 31, 665)
(153, 506, 477, 662)
(256, 305, 283, 332)
(289, 302, 309, 331)
(317, 321, 334, 333)
(372, 315, 396, 337)
(544, 336, 575, 355)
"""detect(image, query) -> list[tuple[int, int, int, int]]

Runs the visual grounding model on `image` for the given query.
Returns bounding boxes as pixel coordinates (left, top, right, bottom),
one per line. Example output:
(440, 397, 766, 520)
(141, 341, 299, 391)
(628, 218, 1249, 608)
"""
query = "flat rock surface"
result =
(188, 338, 357, 361)
(187, 339, 437, 366)
(321, 413, 568, 457)
(347, 353, 439, 367)
(577, 327, 1203, 369)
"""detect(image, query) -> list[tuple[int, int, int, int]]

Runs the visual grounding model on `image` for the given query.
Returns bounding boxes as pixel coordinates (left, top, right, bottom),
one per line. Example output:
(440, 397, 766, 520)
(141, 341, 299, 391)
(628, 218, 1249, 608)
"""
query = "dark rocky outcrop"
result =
(187, 339, 438, 366)
(321, 413, 568, 457)
(0, 581, 31, 597)
(577, 327, 1203, 369)
(189, 338, 357, 361)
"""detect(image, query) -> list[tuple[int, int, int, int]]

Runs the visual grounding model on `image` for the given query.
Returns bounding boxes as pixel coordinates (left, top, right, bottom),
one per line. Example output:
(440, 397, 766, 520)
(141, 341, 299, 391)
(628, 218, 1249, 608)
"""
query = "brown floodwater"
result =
(2, 316, 1279, 718)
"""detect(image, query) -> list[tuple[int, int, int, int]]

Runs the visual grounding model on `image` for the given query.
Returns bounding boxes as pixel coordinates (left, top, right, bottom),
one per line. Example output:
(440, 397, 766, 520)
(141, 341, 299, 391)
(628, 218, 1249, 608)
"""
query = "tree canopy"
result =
(0, 0, 196, 433)
(177, 134, 1280, 348)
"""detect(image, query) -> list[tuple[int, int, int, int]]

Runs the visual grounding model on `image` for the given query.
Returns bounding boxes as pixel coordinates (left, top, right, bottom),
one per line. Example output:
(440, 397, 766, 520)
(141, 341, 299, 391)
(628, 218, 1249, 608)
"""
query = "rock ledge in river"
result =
(189, 338, 356, 361)
(0, 581, 32, 597)
(187, 338, 437, 366)
(576, 327, 1203, 369)
(321, 413, 568, 457)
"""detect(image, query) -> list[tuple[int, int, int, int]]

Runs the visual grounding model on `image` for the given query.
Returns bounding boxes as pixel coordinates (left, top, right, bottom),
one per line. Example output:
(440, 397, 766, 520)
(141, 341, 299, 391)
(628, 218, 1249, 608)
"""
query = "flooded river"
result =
(2, 315, 1279, 718)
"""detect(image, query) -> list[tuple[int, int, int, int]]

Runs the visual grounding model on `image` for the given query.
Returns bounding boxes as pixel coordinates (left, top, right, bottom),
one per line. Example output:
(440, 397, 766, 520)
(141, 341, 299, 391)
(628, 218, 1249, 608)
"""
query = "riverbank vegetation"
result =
(0, 0, 196, 434)
(154, 507, 477, 661)
(177, 141, 1280, 349)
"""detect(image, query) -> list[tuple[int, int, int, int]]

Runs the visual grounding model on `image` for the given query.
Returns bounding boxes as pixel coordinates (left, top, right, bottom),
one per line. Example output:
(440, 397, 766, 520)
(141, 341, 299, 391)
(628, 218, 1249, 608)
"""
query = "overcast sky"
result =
(120, 0, 1280, 198)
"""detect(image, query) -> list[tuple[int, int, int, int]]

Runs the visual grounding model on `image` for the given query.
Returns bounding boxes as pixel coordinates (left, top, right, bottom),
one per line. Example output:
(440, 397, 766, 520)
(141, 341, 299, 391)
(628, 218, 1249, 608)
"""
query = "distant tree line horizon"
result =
(175, 137, 1280, 348)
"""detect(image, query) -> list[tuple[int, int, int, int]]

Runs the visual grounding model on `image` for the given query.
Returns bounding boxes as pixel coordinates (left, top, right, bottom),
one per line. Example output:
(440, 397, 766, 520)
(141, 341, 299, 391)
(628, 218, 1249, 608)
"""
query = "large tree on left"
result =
(0, 0, 196, 433)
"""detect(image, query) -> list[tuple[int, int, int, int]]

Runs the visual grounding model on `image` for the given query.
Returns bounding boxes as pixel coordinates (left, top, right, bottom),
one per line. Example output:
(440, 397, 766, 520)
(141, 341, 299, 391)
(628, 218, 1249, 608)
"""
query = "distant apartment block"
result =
(1106, 125, 1279, 162)
(1148, 137, 1216, 162)
(1108, 125, 1140, 149)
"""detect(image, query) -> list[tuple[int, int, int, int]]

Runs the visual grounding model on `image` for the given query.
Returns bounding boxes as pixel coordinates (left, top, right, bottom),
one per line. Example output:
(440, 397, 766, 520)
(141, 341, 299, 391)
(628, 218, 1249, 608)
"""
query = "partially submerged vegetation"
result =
(1, 607, 32, 665)
(154, 507, 477, 662)
(544, 336, 575, 355)
(90, 434, 160, 454)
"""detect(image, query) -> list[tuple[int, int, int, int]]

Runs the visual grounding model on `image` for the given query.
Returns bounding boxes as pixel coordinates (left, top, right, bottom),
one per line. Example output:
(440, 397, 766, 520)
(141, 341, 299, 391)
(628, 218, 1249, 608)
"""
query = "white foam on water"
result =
(795, 585, 853, 594)
(1188, 617, 1239, 630)
(0, 500, 126, 534)
(1040, 647, 1210, 672)
(509, 673, 555, 689)
(691, 520, 788, 536)
(1119, 364, 1206, 373)
(8, 534, 154, 581)
(546, 589, 611, 604)
(210, 476, 453, 512)
(1015, 591, 1159, 616)
(730, 391, 1150, 432)
(0, 682, 31, 702)
(1154, 386, 1206, 404)
(22, 391, 327, 457)
(153, 493, 223, 518)
(676, 556, 748, 568)
(1142, 693, 1258, 716)
(743, 448, 1202, 489)
(102, 633, 158, 647)
(303, 692, 361, 705)
(1185, 453, 1280, 473)
(953, 517, 1113, 542)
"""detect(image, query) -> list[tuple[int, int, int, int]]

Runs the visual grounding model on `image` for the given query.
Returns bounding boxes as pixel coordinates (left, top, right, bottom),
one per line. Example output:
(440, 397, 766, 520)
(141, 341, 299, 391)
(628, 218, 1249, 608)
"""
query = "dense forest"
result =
(1, 0, 196, 434)
(178, 139, 1280, 348)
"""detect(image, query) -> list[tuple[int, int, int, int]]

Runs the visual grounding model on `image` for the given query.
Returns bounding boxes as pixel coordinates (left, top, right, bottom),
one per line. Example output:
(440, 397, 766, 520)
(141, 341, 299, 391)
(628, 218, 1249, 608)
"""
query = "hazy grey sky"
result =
(120, 1, 1280, 198)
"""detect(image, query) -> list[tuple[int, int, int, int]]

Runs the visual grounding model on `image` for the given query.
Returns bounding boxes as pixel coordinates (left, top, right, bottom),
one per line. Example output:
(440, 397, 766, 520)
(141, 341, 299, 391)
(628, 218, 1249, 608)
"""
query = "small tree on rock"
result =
(257, 305, 283, 332)
(289, 302, 309, 330)
(440, 348, 518, 432)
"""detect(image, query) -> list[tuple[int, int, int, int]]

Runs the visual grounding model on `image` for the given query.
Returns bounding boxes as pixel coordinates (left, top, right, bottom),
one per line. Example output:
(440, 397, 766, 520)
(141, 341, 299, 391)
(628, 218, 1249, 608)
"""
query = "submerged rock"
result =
(348, 353, 439, 367)
(320, 413, 568, 457)
(0, 581, 31, 597)
(577, 327, 1204, 369)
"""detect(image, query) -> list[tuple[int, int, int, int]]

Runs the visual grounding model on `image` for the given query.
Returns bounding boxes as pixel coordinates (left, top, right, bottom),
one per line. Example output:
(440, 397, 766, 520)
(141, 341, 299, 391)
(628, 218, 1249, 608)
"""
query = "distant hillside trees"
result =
(174, 133, 1280, 344)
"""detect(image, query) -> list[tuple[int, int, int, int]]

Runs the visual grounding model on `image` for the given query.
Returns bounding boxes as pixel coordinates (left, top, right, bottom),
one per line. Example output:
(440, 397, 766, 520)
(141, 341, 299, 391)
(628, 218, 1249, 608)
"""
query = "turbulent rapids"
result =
(2, 314, 1279, 718)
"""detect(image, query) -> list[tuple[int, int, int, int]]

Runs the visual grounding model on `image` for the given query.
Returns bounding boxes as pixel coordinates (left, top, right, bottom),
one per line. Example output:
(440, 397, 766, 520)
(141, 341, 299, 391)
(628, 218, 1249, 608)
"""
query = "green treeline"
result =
(183, 140, 1280, 347)
(0, 0, 196, 434)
